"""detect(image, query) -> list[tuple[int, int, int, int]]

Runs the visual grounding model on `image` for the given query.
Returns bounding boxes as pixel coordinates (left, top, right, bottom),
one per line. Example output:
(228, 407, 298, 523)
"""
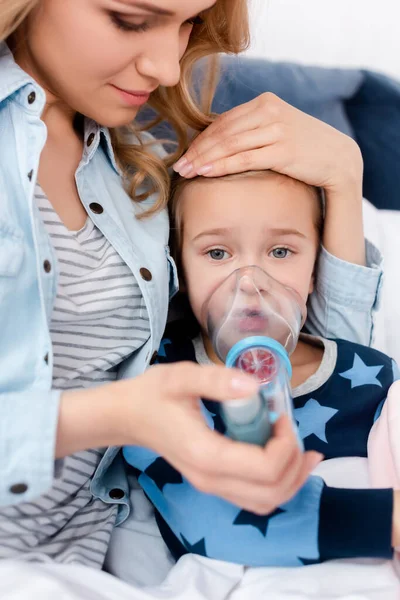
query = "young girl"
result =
(124, 170, 399, 568)
(0, 0, 384, 593)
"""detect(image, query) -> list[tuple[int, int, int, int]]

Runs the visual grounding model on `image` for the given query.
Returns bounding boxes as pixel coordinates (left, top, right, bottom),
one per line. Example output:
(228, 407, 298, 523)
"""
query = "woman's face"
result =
(17, 0, 215, 126)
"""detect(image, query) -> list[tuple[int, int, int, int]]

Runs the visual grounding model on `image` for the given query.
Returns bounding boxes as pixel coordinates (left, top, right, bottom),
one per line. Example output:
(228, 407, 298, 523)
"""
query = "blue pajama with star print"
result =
(123, 322, 400, 567)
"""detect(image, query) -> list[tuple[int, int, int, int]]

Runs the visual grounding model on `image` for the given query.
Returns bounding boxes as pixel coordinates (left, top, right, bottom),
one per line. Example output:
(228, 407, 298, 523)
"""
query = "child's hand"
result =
(119, 362, 323, 515)
(173, 92, 363, 197)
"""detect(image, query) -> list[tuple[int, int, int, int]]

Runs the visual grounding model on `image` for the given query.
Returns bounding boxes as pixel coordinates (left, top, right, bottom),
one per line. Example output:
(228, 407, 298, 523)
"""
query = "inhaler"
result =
(204, 266, 305, 446)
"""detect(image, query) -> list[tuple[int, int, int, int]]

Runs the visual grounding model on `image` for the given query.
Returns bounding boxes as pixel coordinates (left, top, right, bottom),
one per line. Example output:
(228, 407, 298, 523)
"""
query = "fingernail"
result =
(197, 164, 213, 176)
(173, 157, 188, 172)
(179, 163, 194, 177)
(230, 376, 259, 395)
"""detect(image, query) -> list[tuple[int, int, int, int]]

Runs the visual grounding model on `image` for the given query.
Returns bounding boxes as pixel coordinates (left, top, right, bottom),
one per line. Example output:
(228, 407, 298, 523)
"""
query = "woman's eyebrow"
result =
(114, 1, 217, 18)
(114, 1, 175, 16)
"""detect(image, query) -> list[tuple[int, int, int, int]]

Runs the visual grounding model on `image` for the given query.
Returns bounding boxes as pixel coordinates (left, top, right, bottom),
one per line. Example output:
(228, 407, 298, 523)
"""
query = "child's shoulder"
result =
(155, 319, 198, 365)
(332, 338, 398, 387)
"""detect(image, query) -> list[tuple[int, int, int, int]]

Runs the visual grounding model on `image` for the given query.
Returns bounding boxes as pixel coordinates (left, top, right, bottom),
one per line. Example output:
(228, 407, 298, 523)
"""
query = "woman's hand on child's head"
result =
(119, 363, 323, 515)
(173, 92, 363, 196)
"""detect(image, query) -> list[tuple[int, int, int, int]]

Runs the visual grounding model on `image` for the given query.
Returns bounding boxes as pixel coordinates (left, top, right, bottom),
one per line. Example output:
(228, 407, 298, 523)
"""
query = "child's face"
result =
(179, 174, 320, 334)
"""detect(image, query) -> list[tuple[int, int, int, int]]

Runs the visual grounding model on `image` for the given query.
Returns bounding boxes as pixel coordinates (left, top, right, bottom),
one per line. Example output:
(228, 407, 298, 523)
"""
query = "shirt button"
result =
(109, 488, 125, 500)
(44, 353, 49, 365)
(149, 351, 158, 365)
(10, 483, 28, 495)
(87, 133, 95, 147)
(28, 169, 34, 181)
(43, 260, 52, 273)
(89, 202, 104, 215)
(140, 268, 152, 282)
(27, 91, 36, 105)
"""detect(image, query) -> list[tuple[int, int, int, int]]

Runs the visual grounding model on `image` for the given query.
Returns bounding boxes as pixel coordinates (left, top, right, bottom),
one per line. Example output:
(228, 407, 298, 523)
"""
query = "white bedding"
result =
(0, 458, 398, 600)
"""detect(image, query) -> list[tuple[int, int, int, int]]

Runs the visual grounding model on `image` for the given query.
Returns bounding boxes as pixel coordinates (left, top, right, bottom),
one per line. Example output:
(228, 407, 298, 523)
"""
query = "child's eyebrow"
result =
(268, 228, 307, 239)
(192, 227, 307, 242)
(192, 228, 233, 242)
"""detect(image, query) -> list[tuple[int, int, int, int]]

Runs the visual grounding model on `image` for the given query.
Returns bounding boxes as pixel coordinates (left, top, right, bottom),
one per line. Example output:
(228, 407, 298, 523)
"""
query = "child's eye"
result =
(208, 249, 229, 261)
(110, 12, 150, 33)
(270, 247, 292, 259)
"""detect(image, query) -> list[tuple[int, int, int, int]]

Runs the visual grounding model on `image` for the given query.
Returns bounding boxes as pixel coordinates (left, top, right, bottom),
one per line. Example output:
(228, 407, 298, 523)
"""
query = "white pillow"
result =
(363, 199, 400, 364)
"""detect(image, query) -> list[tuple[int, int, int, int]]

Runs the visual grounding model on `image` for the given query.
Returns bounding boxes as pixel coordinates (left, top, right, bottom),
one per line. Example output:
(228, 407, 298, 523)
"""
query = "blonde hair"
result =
(169, 171, 324, 266)
(1, 0, 250, 217)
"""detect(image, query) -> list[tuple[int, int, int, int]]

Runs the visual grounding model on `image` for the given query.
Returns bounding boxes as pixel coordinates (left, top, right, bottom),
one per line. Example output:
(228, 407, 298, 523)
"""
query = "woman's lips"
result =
(112, 85, 151, 107)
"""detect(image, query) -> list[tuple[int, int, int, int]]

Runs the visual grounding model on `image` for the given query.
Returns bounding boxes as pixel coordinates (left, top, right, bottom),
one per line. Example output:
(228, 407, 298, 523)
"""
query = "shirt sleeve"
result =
(131, 466, 394, 566)
(319, 485, 393, 560)
(306, 239, 383, 346)
(0, 389, 61, 506)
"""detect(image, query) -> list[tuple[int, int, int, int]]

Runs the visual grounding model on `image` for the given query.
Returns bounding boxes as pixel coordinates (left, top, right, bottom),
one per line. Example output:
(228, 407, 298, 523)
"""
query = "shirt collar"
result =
(80, 119, 122, 177)
(0, 42, 37, 104)
(0, 42, 121, 176)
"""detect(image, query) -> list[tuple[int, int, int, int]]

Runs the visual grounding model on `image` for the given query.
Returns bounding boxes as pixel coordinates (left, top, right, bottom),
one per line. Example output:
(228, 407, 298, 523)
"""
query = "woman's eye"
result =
(111, 12, 204, 32)
(110, 13, 150, 33)
(270, 247, 291, 259)
(208, 249, 228, 261)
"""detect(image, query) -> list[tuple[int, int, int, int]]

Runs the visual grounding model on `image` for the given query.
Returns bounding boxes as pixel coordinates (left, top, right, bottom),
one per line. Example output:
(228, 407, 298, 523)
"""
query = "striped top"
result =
(0, 184, 150, 567)
(38, 185, 150, 390)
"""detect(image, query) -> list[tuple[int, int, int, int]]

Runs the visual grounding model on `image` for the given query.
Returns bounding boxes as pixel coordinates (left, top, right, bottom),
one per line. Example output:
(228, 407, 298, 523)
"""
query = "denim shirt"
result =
(0, 43, 178, 516)
(0, 43, 383, 524)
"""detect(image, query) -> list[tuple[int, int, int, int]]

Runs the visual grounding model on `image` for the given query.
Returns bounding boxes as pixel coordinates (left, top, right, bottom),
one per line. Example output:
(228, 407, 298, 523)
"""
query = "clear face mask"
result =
(204, 265, 306, 364)
(202, 266, 306, 447)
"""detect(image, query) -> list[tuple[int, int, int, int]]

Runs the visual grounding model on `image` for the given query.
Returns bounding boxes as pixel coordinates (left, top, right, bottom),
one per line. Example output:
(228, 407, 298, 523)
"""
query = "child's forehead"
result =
(181, 172, 309, 198)
(177, 173, 321, 241)
(179, 174, 313, 213)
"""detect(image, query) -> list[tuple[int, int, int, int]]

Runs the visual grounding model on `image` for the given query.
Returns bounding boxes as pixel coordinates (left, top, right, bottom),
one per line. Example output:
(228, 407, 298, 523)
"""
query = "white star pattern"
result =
(294, 399, 338, 443)
(339, 353, 383, 389)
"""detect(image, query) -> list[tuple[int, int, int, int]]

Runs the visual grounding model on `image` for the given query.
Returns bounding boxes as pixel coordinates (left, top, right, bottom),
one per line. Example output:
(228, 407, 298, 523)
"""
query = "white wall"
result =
(248, 0, 400, 80)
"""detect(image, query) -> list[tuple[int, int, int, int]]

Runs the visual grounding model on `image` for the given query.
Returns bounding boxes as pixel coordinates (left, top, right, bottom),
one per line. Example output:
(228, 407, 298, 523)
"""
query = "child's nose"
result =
(238, 274, 260, 296)
(237, 266, 272, 297)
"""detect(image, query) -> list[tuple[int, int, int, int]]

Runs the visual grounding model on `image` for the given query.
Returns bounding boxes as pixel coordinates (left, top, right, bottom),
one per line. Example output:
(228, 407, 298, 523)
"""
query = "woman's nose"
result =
(135, 35, 182, 88)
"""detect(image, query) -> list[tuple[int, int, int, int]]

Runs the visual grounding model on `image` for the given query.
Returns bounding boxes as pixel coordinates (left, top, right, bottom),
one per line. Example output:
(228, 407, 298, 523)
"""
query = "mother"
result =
(0, 0, 380, 580)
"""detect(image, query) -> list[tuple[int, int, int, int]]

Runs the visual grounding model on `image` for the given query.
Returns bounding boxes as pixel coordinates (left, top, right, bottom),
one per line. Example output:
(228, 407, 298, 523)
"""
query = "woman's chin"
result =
(86, 105, 142, 129)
